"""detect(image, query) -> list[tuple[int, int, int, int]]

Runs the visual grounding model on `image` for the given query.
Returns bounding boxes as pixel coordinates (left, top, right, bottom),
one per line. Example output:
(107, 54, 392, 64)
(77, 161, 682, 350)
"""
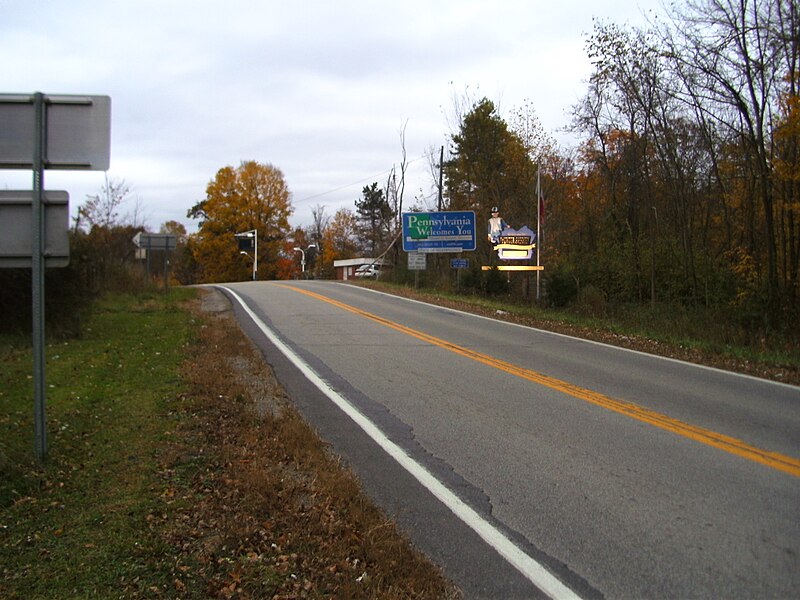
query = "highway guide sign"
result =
(133, 232, 178, 251)
(402, 211, 476, 253)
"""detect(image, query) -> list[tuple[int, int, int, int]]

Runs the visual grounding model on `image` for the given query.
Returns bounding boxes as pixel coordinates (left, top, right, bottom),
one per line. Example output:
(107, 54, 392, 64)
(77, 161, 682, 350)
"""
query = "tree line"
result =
(559, 0, 798, 330)
(330, 0, 796, 336)
(0, 176, 186, 335)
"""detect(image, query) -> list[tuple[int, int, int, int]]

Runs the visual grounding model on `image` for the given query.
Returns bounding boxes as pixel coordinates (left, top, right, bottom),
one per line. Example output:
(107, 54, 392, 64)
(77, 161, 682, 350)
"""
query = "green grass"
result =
(365, 281, 800, 373)
(0, 289, 197, 599)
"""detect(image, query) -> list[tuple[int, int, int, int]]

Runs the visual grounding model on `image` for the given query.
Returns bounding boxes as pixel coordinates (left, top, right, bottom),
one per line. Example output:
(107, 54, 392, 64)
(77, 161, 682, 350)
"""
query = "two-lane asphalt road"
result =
(218, 280, 799, 599)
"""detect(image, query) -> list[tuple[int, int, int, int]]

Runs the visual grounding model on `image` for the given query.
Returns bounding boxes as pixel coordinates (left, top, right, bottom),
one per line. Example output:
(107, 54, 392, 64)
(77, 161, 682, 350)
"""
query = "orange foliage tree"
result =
(320, 208, 358, 278)
(188, 161, 293, 282)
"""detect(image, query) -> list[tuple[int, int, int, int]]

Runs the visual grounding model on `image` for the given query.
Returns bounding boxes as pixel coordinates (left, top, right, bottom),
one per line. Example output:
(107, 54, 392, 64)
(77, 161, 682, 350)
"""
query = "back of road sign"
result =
(0, 190, 69, 267)
(0, 94, 111, 170)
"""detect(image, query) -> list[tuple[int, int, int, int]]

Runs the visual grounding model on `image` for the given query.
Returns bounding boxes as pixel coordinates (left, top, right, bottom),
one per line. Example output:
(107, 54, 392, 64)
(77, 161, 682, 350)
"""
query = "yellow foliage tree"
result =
(188, 161, 293, 282)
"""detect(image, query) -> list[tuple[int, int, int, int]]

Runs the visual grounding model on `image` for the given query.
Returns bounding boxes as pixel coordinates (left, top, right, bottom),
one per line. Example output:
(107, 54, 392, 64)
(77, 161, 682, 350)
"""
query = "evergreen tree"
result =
(355, 182, 393, 256)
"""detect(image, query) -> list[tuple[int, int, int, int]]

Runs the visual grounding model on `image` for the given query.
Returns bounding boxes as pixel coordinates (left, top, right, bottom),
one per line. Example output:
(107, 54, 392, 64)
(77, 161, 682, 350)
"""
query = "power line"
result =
(294, 155, 426, 205)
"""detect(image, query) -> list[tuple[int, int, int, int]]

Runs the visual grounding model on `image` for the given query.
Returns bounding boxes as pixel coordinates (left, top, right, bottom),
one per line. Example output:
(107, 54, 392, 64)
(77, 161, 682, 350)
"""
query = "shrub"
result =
(484, 267, 509, 296)
(0, 226, 155, 337)
(545, 267, 579, 307)
(571, 284, 607, 318)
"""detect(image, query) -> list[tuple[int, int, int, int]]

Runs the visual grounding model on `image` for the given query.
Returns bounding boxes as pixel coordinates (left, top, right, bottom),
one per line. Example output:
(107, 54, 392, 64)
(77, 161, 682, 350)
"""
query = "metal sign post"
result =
(0, 92, 111, 461)
(132, 232, 177, 291)
(407, 251, 426, 290)
(32, 93, 46, 460)
(450, 257, 468, 291)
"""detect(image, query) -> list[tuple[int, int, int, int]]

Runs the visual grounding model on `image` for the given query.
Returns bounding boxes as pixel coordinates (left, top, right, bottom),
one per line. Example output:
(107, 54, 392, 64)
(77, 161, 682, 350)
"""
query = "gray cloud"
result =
(1, 0, 659, 231)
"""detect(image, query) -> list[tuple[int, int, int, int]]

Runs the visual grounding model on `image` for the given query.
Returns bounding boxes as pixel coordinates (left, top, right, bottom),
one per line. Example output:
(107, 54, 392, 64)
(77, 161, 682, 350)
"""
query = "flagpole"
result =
(536, 163, 541, 301)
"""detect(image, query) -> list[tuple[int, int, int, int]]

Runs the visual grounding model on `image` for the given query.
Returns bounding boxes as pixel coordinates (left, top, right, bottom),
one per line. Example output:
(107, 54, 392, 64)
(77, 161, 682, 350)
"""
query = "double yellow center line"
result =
(283, 285, 800, 478)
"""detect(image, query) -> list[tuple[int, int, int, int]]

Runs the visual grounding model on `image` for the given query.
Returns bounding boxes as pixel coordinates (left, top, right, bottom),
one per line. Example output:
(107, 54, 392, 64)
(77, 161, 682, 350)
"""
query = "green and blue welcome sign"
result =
(402, 211, 476, 252)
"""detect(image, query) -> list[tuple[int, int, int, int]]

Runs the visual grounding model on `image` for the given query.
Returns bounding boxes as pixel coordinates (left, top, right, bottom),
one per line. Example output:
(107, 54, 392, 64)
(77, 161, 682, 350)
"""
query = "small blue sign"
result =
(402, 211, 476, 253)
(450, 258, 469, 269)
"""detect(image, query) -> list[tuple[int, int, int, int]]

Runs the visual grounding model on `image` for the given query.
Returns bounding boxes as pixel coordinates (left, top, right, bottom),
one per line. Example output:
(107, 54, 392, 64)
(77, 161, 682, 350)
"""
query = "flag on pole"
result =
(536, 165, 542, 243)
(536, 164, 542, 301)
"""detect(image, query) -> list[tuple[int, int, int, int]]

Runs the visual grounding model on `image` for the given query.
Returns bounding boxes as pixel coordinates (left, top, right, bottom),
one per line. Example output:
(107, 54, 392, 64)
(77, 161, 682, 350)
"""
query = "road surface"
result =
(217, 280, 800, 599)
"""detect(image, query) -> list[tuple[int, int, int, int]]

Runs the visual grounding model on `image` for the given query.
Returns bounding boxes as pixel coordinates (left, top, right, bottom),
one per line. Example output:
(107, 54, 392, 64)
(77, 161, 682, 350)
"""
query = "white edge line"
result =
(219, 285, 582, 600)
(345, 282, 799, 391)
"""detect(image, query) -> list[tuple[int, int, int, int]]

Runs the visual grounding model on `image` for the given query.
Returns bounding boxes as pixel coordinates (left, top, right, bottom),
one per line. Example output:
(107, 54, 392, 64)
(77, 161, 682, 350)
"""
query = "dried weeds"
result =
(147, 290, 460, 599)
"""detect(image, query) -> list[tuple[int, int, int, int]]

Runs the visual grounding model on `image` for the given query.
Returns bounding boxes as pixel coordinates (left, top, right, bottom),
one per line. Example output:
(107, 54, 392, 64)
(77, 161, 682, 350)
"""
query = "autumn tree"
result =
(188, 160, 293, 282)
(285, 226, 317, 279)
(557, 0, 800, 331)
(160, 220, 187, 240)
(573, 21, 670, 302)
(155, 220, 196, 285)
(320, 208, 358, 278)
(658, 0, 800, 315)
(774, 88, 800, 303)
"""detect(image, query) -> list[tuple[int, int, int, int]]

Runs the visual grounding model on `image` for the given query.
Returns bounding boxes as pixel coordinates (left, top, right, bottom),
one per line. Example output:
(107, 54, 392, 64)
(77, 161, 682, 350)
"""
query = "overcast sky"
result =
(1, 0, 662, 232)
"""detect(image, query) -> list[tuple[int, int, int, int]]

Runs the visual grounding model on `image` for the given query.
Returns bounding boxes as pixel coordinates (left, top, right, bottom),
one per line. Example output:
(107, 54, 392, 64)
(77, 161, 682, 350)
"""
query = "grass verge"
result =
(1, 290, 196, 597)
(356, 281, 800, 385)
(1, 289, 459, 599)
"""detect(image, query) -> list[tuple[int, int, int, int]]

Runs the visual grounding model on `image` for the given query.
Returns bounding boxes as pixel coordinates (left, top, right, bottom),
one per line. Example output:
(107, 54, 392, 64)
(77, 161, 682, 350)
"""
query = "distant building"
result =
(333, 257, 389, 280)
